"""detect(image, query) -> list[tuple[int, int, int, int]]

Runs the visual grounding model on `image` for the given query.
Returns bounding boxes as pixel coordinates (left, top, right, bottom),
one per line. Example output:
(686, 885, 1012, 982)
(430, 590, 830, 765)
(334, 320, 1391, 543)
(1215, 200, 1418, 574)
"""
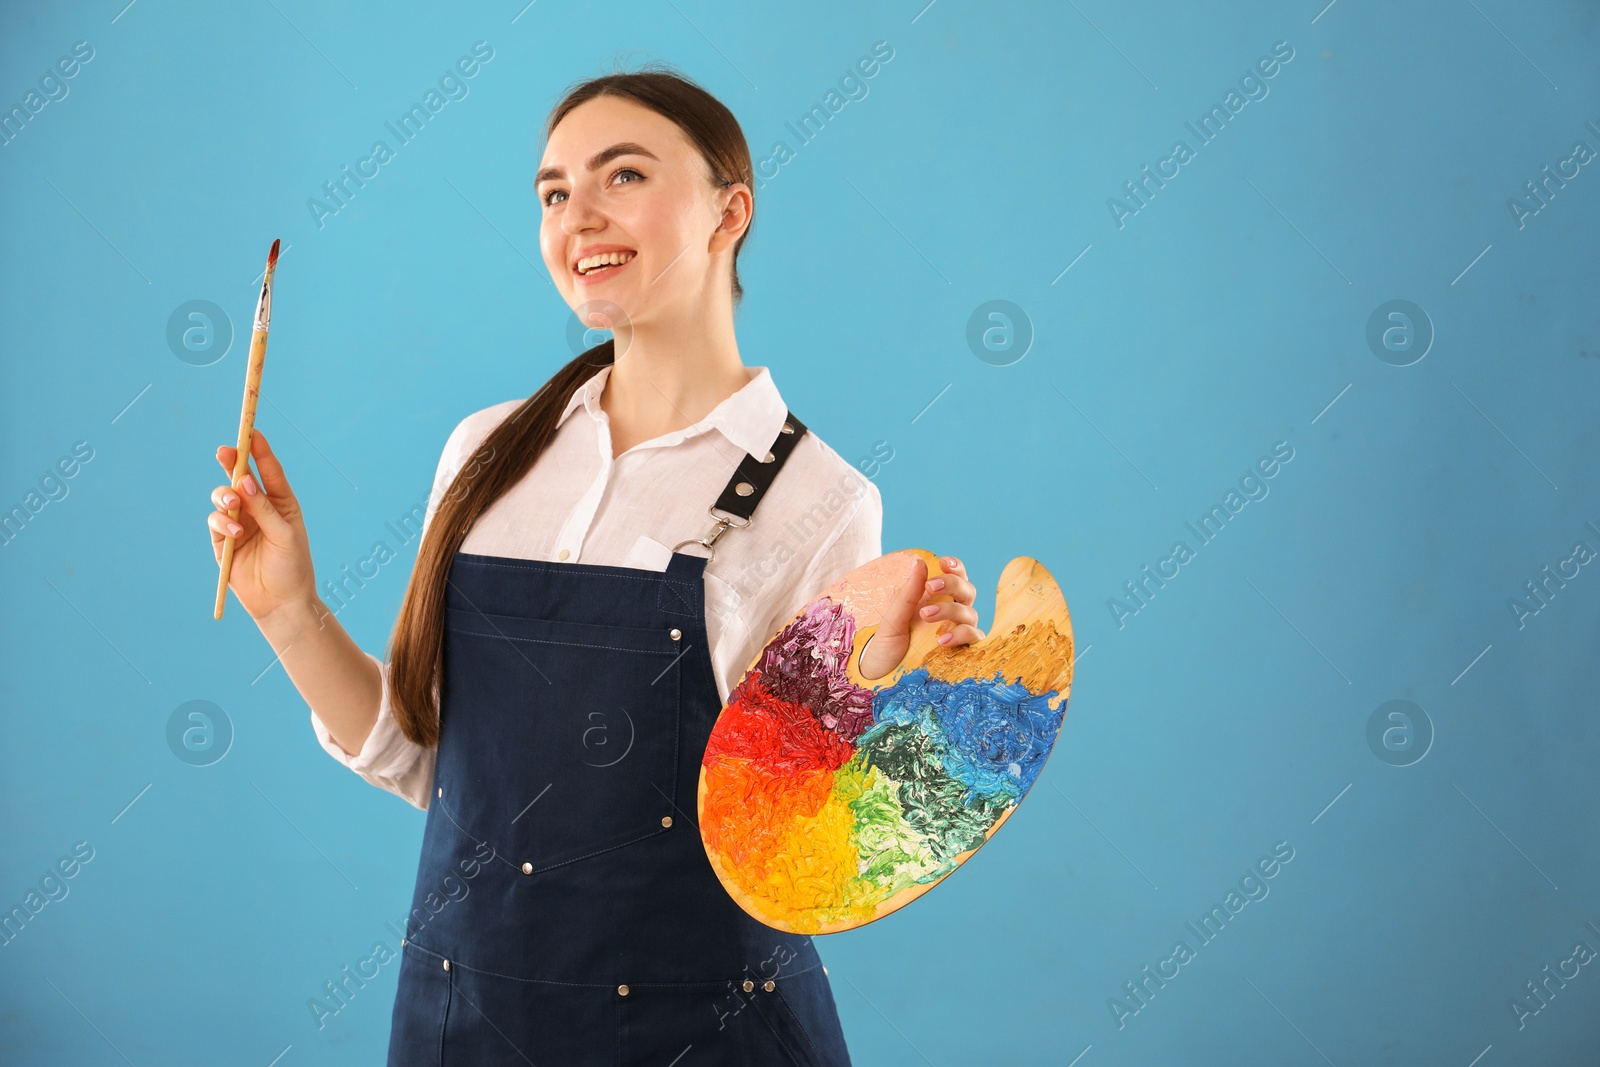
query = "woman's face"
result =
(536, 95, 746, 331)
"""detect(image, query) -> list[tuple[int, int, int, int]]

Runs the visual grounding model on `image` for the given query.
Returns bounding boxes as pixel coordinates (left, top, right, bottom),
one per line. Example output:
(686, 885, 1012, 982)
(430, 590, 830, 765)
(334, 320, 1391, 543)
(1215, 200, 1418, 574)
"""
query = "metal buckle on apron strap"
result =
(668, 409, 808, 564)
(670, 509, 750, 564)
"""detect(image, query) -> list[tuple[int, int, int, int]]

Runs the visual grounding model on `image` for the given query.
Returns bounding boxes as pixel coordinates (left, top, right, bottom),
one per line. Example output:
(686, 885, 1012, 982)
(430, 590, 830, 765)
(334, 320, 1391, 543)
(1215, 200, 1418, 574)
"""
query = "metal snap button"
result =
(661, 816, 672, 828)
(762, 450, 775, 463)
(735, 482, 753, 496)
(763, 980, 775, 992)
(617, 984, 630, 996)
(401, 938, 406, 947)
(669, 628, 682, 641)
(742, 979, 755, 992)
(781, 422, 794, 434)
(443, 959, 451, 972)
(522, 861, 533, 874)
(437, 786, 442, 798)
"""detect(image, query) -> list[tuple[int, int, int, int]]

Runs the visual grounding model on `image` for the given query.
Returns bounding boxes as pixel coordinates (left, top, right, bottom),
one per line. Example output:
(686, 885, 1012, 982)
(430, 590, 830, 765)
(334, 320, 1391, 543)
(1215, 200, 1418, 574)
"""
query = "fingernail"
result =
(222, 493, 238, 508)
(937, 632, 953, 644)
(226, 522, 243, 536)
(920, 605, 938, 618)
(927, 577, 944, 592)
(241, 474, 257, 496)
(943, 557, 958, 569)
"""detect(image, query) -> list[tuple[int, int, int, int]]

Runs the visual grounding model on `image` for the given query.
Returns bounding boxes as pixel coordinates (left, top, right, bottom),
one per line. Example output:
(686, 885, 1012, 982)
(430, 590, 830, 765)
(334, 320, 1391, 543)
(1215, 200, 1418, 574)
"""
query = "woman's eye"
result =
(541, 167, 642, 207)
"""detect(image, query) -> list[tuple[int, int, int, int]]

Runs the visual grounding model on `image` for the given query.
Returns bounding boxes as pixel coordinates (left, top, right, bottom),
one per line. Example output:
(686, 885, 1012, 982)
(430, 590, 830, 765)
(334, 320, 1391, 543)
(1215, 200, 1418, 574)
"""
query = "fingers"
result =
(245, 430, 296, 505)
(922, 554, 984, 645)
(207, 506, 246, 541)
(208, 481, 249, 558)
(919, 598, 979, 632)
(932, 555, 972, 594)
(937, 622, 985, 647)
(216, 430, 296, 509)
(210, 484, 241, 513)
(227, 461, 293, 543)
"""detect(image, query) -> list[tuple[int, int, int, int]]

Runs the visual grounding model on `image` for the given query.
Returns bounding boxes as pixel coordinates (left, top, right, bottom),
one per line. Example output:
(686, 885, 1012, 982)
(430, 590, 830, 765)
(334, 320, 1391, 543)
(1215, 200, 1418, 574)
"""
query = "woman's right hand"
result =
(208, 429, 316, 623)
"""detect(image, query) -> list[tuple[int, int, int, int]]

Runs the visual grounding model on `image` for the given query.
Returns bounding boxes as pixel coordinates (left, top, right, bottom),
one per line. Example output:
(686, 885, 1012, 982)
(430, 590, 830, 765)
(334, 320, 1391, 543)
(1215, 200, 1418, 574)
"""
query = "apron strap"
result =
(671, 410, 809, 562)
(712, 410, 808, 520)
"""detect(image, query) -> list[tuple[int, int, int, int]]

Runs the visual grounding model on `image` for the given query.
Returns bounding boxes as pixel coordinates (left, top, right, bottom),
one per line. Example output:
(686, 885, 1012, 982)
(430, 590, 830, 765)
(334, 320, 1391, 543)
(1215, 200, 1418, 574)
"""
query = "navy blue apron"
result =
(386, 411, 854, 1066)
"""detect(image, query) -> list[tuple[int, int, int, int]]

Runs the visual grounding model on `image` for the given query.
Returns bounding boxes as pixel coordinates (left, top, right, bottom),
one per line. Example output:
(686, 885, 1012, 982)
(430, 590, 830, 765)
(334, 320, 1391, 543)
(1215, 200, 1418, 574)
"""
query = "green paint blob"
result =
(837, 757, 940, 894)
(855, 714, 1010, 874)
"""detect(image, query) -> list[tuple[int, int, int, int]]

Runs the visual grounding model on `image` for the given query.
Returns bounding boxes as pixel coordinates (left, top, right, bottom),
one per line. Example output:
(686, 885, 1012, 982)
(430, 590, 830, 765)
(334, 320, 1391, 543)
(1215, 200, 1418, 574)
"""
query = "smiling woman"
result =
(211, 63, 905, 1066)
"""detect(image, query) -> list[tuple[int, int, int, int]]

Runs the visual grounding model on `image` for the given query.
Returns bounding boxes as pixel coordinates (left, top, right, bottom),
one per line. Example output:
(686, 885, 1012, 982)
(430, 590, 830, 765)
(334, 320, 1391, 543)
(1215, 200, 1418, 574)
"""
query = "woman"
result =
(208, 66, 985, 1065)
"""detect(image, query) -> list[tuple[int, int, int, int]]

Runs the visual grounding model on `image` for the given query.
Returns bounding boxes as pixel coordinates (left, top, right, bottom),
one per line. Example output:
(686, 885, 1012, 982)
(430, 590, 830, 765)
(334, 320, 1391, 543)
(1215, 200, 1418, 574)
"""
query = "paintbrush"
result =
(214, 238, 281, 620)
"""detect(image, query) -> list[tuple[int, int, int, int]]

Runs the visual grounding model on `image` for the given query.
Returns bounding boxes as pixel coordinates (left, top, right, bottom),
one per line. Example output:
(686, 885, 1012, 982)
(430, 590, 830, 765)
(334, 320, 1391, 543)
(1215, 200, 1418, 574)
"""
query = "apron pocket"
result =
(387, 941, 452, 1067)
(620, 979, 823, 1067)
(442, 961, 619, 1065)
(440, 608, 684, 873)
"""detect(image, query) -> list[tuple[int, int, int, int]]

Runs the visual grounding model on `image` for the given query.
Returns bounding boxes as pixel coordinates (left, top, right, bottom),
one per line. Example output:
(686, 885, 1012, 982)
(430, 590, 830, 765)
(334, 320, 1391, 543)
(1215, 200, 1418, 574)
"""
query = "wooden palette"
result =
(697, 549, 1074, 934)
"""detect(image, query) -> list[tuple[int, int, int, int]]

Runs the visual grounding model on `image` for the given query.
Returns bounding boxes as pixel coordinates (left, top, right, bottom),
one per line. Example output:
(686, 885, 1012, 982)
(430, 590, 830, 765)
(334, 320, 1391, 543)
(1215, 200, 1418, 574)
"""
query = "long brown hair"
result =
(385, 64, 755, 746)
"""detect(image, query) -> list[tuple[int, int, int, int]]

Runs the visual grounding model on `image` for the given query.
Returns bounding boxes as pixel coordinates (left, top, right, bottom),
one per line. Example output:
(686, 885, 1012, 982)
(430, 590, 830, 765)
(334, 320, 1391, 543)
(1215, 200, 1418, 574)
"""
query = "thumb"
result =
(884, 555, 927, 633)
(234, 468, 293, 543)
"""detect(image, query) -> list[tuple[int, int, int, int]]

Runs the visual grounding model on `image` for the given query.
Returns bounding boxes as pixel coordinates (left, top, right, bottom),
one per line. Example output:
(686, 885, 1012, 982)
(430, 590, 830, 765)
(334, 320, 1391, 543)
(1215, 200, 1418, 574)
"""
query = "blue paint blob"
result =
(868, 667, 1065, 806)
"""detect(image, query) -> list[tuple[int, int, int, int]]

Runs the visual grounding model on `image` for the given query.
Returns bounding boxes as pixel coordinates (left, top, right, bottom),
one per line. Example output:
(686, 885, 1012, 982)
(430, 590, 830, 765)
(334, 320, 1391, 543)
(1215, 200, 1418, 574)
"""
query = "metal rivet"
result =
(617, 984, 630, 996)
(522, 861, 533, 875)
(741, 979, 755, 992)
(823, 965, 828, 975)
(781, 422, 794, 434)
(761, 450, 775, 463)
(437, 786, 442, 798)
(735, 482, 754, 496)
(401, 938, 407, 947)
(669, 627, 682, 641)
(661, 816, 673, 828)
(763, 980, 775, 992)
(443, 959, 451, 972)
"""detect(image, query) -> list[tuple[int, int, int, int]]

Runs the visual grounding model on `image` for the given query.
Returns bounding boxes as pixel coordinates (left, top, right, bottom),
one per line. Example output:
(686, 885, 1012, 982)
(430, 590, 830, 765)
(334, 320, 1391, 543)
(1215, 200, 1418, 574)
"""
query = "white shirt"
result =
(308, 363, 884, 811)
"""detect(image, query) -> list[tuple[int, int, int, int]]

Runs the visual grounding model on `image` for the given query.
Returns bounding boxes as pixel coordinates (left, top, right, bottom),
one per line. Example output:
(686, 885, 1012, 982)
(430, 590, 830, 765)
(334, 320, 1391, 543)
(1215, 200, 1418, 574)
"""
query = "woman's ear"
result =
(711, 183, 753, 248)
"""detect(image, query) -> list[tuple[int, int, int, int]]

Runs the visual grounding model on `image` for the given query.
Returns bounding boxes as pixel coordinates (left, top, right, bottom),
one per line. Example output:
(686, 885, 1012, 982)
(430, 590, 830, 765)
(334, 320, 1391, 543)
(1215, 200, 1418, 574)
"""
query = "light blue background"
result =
(2, 1, 1597, 1064)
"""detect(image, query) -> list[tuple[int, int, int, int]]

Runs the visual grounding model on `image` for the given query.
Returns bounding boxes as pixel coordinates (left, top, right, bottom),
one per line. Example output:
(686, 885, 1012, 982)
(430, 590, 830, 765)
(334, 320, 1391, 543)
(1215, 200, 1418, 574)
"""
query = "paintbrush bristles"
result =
(267, 238, 280, 270)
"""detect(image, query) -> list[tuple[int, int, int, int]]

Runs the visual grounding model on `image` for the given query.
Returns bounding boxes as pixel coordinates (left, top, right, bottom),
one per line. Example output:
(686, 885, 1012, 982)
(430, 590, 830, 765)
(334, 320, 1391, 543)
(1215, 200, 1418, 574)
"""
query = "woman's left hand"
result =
(859, 553, 986, 680)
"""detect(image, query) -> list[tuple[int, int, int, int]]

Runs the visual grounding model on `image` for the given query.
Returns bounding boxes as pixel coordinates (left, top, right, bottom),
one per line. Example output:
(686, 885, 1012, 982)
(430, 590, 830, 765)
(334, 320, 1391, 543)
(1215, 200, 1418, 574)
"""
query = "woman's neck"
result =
(598, 325, 751, 460)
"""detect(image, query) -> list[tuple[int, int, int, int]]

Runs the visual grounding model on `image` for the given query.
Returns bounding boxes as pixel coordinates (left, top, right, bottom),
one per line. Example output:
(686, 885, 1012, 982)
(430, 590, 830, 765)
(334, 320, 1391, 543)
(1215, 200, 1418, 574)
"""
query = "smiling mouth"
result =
(574, 251, 637, 281)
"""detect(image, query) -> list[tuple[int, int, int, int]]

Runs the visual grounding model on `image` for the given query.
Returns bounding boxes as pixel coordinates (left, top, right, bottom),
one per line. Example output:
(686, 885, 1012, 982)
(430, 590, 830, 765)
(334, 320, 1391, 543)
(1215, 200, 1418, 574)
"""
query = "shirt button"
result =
(558, 548, 571, 561)
(763, 980, 775, 992)
(521, 862, 533, 874)
(617, 984, 630, 996)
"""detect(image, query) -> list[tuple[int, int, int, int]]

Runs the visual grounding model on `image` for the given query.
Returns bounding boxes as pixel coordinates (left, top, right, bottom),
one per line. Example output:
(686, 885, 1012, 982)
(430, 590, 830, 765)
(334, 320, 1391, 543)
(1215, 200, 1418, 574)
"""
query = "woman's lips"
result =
(575, 256, 635, 285)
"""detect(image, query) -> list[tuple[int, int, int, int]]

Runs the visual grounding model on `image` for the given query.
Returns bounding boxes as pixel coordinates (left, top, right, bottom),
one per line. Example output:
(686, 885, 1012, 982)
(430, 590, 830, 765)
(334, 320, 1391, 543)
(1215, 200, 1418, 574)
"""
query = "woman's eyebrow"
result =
(536, 142, 661, 187)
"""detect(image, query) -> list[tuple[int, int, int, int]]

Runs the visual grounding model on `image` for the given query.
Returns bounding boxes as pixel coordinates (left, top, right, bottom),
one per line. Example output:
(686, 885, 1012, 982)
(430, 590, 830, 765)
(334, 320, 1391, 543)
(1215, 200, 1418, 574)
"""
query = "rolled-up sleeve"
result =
(309, 652, 435, 810)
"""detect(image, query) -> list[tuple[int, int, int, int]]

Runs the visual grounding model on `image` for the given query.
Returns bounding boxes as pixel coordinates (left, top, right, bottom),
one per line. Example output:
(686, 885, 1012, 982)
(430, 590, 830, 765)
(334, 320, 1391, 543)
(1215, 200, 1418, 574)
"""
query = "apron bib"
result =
(386, 412, 853, 1067)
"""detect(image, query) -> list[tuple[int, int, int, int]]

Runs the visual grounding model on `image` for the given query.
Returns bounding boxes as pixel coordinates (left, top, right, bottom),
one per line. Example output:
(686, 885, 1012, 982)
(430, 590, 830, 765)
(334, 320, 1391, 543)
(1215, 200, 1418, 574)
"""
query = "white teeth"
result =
(577, 251, 634, 274)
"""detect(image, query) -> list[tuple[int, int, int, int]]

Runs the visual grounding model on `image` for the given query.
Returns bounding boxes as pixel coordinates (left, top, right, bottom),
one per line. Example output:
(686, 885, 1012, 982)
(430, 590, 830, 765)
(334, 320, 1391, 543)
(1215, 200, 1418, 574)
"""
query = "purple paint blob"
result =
(752, 597, 876, 743)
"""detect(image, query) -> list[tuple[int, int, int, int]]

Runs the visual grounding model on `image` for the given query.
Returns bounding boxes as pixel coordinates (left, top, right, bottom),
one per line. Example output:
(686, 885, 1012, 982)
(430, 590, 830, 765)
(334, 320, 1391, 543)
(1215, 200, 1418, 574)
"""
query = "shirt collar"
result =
(558, 362, 789, 458)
